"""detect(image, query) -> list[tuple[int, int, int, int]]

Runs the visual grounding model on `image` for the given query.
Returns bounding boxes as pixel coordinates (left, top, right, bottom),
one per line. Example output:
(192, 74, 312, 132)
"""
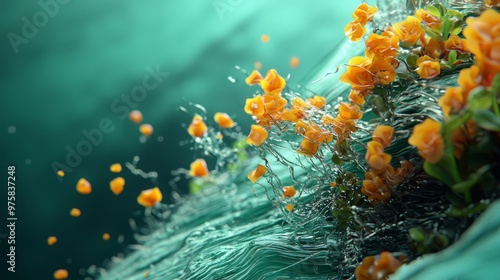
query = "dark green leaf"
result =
(473, 109, 500, 131)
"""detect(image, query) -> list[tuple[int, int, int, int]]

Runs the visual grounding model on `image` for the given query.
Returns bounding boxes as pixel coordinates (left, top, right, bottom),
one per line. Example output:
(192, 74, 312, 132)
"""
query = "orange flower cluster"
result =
(344, 3, 377, 42)
(363, 126, 413, 202)
(355, 252, 403, 280)
(245, 68, 331, 156)
(408, 118, 444, 163)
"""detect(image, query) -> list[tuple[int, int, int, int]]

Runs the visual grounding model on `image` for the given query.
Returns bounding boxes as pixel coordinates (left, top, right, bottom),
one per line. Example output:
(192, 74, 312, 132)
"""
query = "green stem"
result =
(492, 88, 500, 117)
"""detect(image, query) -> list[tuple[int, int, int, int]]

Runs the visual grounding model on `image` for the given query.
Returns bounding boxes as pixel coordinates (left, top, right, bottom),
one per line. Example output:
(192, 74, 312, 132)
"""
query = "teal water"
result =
(1, 1, 362, 279)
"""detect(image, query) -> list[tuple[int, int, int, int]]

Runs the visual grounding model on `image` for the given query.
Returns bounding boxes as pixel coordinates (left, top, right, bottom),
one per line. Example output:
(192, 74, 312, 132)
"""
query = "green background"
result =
(1, 1, 362, 279)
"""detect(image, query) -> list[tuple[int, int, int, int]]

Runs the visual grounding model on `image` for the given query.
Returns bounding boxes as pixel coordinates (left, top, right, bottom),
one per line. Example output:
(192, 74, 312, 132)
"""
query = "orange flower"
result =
(189, 159, 209, 177)
(362, 172, 392, 202)
(368, 55, 397, 85)
(307, 95, 326, 109)
(408, 118, 444, 163)
(137, 187, 163, 208)
(416, 55, 440, 79)
(415, 8, 442, 29)
(260, 69, 286, 93)
(282, 186, 297, 198)
(248, 164, 267, 183)
(486, 0, 500, 7)
(438, 87, 465, 118)
(214, 112, 235, 128)
(457, 66, 482, 98)
(352, 3, 378, 25)
(297, 139, 320, 156)
(365, 32, 399, 58)
(463, 9, 500, 78)
(385, 160, 414, 186)
(344, 21, 366, 42)
(245, 70, 263, 85)
(356, 252, 402, 279)
(348, 90, 367, 105)
(54, 269, 69, 280)
(424, 38, 445, 59)
(187, 115, 207, 138)
(247, 125, 268, 146)
(365, 141, 392, 174)
(444, 35, 469, 54)
(451, 120, 477, 158)
(244, 95, 265, 116)
(393, 16, 424, 45)
(129, 110, 143, 124)
(340, 56, 375, 90)
(372, 125, 394, 147)
(338, 102, 363, 120)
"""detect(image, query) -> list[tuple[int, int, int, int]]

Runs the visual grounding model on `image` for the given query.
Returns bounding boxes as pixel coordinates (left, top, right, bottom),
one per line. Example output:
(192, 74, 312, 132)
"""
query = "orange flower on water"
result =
(189, 159, 209, 177)
(355, 252, 402, 280)
(416, 55, 441, 79)
(344, 22, 366, 42)
(187, 115, 207, 138)
(307, 95, 326, 109)
(365, 31, 399, 58)
(457, 66, 482, 98)
(352, 3, 378, 25)
(248, 164, 267, 183)
(340, 56, 375, 90)
(365, 141, 392, 174)
(260, 69, 286, 93)
(137, 187, 163, 208)
(393, 16, 424, 45)
(244, 95, 265, 116)
(129, 110, 143, 124)
(438, 87, 465, 118)
(362, 172, 392, 202)
(247, 125, 268, 146)
(408, 118, 444, 163)
(444, 35, 469, 54)
(348, 90, 367, 105)
(214, 112, 235, 128)
(297, 139, 321, 156)
(372, 125, 394, 147)
(416, 8, 442, 29)
(368, 55, 397, 86)
(463, 9, 500, 79)
(245, 70, 263, 86)
(338, 102, 363, 120)
(282, 186, 297, 198)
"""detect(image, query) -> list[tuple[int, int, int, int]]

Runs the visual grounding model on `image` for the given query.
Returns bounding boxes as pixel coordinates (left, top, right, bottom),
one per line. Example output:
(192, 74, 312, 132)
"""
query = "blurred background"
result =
(1, 0, 364, 279)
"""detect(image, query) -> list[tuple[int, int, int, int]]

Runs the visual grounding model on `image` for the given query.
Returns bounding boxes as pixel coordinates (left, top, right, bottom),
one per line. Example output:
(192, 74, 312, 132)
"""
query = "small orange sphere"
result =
(57, 170, 64, 177)
(139, 124, 154, 137)
(290, 56, 300, 68)
(70, 208, 81, 217)
(282, 186, 297, 198)
(47, 236, 58, 246)
(102, 233, 110, 240)
(261, 34, 270, 43)
(285, 204, 294, 212)
(76, 178, 92, 195)
(129, 110, 143, 124)
(110, 163, 122, 173)
(53, 269, 68, 279)
(254, 61, 262, 70)
(214, 112, 235, 129)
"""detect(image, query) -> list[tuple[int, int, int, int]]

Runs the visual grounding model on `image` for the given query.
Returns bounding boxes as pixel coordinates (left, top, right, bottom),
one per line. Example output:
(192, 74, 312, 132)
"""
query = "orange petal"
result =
(248, 164, 267, 183)
(76, 178, 92, 195)
(189, 159, 209, 177)
(137, 187, 163, 207)
(247, 125, 268, 146)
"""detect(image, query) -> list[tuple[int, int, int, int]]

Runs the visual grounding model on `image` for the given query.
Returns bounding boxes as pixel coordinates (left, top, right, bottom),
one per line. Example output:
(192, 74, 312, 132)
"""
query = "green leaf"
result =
(457, 53, 471, 62)
(447, 9, 464, 19)
(426, 5, 441, 17)
(407, 54, 418, 68)
(443, 110, 472, 138)
(409, 227, 426, 242)
(491, 72, 500, 93)
(448, 50, 457, 65)
(442, 19, 452, 40)
(424, 160, 455, 187)
(467, 87, 491, 111)
(473, 109, 500, 131)
(452, 174, 479, 193)
(331, 154, 344, 165)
